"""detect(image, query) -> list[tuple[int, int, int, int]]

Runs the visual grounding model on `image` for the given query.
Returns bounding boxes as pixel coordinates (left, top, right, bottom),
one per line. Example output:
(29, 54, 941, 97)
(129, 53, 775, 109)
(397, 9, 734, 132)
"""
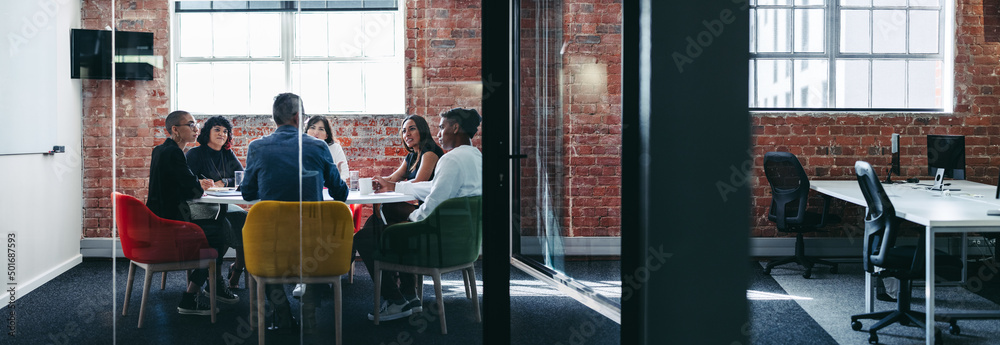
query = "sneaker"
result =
(367, 300, 412, 321)
(292, 283, 306, 298)
(178, 295, 218, 315)
(406, 297, 422, 313)
(202, 286, 240, 304)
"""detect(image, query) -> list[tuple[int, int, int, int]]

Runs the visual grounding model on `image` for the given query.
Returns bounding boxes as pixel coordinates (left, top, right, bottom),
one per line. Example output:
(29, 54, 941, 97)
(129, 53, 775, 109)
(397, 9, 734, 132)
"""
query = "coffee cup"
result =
(359, 177, 373, 195)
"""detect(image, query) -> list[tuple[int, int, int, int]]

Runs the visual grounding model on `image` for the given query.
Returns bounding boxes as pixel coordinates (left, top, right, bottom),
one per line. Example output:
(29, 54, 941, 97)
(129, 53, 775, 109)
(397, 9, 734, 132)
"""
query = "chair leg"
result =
(462, 269, 472, 299)
(208, 264, 217, 324)
(373, 261, 382, 325)
(348, 253, 355, 284)
(123, 262, 136, 316)
(433, 273, 447, 334)
(248, 274, 256, 328)
(416, 274, 423, 299)
(333, 279, 343, 345)
(257, 278, 266, 345)
(468, 266, 481, 323)
(160, 271, 167, 290)
(138, 267, 154, 328)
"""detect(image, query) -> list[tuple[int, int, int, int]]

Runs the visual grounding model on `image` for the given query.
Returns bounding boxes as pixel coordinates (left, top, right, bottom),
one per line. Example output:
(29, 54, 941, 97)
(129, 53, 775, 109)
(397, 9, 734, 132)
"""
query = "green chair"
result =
(372, 195, 482, 334)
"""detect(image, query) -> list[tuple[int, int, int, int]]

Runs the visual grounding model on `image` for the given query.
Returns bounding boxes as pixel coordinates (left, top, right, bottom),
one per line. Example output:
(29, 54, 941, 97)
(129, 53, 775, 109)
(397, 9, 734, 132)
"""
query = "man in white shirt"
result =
(355, 108, 482, 322)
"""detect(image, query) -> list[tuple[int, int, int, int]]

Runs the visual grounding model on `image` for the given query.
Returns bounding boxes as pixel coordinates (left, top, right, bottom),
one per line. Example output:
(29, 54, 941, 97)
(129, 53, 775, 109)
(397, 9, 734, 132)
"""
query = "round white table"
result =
(194, 190, 415, 205)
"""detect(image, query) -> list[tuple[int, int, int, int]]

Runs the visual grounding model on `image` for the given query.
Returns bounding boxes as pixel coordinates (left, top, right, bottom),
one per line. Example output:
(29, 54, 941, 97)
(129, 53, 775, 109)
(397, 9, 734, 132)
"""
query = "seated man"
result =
(360, 107, 483, 321)
(241, 93, 349, 333)
(146, 110, 239, 316)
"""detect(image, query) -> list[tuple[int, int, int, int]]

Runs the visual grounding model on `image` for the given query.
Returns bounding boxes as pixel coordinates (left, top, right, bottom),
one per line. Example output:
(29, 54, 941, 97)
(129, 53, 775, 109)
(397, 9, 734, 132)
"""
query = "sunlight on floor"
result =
(432, 279, 623, 298)
(747, 290, 814, 301)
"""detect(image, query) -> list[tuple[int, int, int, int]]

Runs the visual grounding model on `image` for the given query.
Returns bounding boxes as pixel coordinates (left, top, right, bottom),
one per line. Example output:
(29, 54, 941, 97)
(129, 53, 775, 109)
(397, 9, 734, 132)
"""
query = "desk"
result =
(194, 190, 416, 205)
(811, 179, 1000, 344)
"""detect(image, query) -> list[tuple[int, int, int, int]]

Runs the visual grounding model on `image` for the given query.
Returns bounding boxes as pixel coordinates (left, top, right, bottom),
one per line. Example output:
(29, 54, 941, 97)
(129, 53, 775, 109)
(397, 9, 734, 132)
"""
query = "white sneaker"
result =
(367, 300, 412, 321)
(407, 297, 422, 313)
(292, 283, 306, 298)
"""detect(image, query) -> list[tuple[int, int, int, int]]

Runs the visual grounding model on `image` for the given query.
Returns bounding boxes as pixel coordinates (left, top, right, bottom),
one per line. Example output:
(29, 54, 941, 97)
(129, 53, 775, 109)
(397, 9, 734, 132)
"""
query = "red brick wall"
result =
(562, 0, 622, 236)
(517, 0, 623, 238)
(80, 1, 622, 239)
(750, 0, 1000, 237)
(80, 0, 503, 238)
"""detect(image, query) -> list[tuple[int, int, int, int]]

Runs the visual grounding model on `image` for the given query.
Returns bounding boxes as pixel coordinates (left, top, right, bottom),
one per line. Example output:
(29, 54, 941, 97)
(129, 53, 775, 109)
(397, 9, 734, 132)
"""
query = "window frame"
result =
(170, 1, 406, 116)
(749, 0, 953, 113)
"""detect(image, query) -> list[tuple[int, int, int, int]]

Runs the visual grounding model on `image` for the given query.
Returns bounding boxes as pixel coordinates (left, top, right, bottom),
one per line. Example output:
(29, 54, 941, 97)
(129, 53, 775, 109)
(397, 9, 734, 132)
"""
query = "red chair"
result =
(348, 203, 364, 283)
(114, 192, 218, 328)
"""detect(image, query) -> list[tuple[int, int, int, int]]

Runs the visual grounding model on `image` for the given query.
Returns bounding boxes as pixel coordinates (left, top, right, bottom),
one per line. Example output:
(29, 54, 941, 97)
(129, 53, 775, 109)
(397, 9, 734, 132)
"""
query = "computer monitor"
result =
(884, 133, 901, 183)
(927, 134, 965, 180)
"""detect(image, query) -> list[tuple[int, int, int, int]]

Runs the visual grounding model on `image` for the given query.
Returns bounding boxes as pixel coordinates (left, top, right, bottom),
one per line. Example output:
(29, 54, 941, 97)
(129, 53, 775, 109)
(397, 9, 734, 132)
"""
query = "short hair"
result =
(440, 108, 481, 138)
(306, 116, 334, 145)
(196, 115, 234, 150)
(165, 110, 190, 135)
(400, 115, 441, 154)
(272, 93, 302, 126)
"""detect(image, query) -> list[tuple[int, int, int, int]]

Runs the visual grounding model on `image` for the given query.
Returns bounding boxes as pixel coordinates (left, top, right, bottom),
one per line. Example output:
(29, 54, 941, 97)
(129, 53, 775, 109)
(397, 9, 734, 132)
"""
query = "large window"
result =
(750, 0, 952, 111)
(173, 1, 404, 115)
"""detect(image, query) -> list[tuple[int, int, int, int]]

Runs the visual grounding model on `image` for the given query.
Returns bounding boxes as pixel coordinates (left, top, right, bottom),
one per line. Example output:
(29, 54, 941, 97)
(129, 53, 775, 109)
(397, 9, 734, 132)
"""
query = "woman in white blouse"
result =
(306, 115, 349, 180)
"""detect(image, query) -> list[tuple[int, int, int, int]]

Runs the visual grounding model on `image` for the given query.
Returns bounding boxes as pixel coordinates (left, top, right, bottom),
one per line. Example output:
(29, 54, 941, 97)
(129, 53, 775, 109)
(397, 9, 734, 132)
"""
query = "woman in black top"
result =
(384, 115, 444, 183)
(185, 116, 248, 289)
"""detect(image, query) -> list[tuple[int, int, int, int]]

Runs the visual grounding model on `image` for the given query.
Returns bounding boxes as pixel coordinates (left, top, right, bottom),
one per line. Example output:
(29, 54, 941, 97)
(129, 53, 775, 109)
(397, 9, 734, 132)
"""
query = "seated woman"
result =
(355, 108, 482, 321)
(185, 115, 248, 290)
(147, 111, 238, 314)
(385, 114, 444, 184)
(306, 115, 350, 180)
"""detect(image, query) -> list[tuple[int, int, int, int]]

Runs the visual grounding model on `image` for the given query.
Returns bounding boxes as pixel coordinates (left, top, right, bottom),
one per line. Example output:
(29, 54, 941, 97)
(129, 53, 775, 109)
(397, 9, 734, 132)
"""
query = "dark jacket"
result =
(146, 138, 204, 221)
(241, 125, 349, 202)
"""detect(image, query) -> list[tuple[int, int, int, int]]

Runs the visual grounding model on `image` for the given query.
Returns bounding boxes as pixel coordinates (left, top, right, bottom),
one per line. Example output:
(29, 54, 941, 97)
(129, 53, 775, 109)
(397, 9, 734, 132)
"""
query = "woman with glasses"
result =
(185, 115, 248, 293)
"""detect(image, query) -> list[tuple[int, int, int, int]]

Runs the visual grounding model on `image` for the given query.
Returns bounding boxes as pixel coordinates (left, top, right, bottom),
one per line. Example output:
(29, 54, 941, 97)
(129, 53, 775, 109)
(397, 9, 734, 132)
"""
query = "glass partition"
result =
(512, 0, 623, 325)
(96, 0, 483, 342)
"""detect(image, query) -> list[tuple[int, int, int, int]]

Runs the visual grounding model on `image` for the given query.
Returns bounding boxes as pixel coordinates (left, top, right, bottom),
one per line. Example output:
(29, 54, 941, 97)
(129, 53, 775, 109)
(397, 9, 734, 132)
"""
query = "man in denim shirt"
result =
(241, 92, 349, 335)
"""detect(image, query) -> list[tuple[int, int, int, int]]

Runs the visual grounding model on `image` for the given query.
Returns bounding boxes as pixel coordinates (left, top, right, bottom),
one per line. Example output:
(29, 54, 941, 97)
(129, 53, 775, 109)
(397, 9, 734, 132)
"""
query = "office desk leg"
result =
(865, 272, 873, 313)
(926, 225, 936, 345)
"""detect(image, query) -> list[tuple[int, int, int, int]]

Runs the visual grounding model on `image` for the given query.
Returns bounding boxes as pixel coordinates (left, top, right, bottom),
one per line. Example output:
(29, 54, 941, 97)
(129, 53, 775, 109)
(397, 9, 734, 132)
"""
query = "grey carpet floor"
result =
(763, 262, 1000, 345)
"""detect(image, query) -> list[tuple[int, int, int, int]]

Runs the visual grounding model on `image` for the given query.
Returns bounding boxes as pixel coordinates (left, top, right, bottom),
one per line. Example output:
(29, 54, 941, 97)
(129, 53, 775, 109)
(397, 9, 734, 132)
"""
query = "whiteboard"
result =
(0, 1, 59, 155)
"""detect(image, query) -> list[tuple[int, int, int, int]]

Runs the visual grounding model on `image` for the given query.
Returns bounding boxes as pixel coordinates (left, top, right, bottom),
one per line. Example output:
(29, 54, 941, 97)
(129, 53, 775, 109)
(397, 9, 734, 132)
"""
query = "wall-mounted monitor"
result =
(927, 134, 965, 180)
(70, 29, 154, 80)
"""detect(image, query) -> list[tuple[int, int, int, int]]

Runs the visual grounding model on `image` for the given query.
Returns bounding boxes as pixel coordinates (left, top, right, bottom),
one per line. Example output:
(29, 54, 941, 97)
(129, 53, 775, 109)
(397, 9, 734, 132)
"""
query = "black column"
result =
(622, 1, 751, 344)
(481, 0, 512, 344)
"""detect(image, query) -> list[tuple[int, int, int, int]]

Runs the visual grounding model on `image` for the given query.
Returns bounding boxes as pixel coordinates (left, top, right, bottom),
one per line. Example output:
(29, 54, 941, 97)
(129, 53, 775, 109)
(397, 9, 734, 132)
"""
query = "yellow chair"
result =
(372, 195, 482, 334)
(243, 201, 354, 345)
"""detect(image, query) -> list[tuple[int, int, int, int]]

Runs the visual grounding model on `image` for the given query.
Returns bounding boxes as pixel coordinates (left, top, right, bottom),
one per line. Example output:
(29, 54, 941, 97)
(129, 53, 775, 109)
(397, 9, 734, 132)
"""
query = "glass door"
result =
(511, 0, 622, 323)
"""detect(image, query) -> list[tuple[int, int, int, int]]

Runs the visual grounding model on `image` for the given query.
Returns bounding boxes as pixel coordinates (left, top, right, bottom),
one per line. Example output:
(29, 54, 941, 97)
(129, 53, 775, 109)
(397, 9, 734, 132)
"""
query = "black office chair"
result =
(762, 151, 839, 278)
(849, 160, 961, 344)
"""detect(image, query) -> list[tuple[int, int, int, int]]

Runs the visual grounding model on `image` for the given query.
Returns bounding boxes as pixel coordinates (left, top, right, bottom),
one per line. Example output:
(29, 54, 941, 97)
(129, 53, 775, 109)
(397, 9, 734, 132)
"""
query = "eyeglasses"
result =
(175, 121, 197, 129)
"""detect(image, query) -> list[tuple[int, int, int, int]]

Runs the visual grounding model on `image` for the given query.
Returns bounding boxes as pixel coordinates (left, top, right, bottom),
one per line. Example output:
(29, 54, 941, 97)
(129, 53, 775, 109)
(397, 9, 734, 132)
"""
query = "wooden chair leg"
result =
(416, 274, 423, 299)
(462, 269, 472, 299)
(349, 253, 355, 284)
(248, 274, 256, 328)
(257, 278, 266, 345)
(208, 264, 217, 324)
(160, 271, 167, 290)
(123, 262, 136, 316)
(468, 266, 481, 322)
(433, 273, 446, 334)
(373, 261, 382, 325)
(333, 278, 343, 345)
(138, 267, 154, 328)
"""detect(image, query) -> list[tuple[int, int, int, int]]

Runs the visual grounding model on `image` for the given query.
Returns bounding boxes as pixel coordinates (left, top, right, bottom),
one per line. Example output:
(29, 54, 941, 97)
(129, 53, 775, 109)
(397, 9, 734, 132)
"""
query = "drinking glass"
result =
(234, 171, 244, 189)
